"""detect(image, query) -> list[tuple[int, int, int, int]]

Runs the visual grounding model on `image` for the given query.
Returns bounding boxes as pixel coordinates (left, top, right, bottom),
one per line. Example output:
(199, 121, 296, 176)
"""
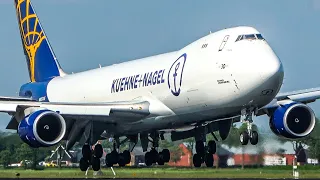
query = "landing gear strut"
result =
(192, 126, 217, 168)
(240, 107, 259, 145)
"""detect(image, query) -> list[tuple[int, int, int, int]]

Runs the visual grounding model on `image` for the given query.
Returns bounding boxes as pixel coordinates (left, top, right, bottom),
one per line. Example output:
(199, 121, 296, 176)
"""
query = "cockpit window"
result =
(256, 34, 265, 40)
(235, 35, 242, 41)
(235, 34, 264, 42)
(244, 34, 256, 40)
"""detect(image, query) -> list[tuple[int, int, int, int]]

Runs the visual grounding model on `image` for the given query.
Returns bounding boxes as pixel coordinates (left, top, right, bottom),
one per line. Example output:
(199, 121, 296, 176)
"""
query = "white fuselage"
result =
(44, 26, 284, 134)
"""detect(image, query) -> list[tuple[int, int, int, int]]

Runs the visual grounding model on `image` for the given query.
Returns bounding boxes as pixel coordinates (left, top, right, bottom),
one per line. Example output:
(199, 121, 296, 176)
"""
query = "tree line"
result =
(0, 132, 55, 169)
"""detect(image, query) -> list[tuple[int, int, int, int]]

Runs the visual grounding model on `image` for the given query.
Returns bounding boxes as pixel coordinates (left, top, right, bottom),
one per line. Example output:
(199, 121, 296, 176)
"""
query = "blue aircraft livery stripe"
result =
(14, 0, 61, 82)
(111, 69, 166, 93)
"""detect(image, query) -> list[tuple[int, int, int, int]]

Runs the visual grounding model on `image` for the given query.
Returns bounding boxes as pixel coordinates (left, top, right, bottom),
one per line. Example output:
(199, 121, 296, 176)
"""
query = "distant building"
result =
(168, 144, 192, 166)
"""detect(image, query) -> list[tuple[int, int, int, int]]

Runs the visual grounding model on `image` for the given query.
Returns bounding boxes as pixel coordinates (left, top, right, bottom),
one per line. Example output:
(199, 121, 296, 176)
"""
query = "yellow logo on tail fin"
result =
(15, 0, 47, 82)
(14, 0, 62, 83)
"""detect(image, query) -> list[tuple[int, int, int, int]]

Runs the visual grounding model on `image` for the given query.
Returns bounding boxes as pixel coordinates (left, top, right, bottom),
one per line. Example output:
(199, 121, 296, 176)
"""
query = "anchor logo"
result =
(168, 53, 187, 96)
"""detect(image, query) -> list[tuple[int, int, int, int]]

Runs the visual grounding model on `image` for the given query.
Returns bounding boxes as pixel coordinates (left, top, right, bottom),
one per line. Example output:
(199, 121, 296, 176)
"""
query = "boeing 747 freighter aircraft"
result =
(1, 0, 319, 170)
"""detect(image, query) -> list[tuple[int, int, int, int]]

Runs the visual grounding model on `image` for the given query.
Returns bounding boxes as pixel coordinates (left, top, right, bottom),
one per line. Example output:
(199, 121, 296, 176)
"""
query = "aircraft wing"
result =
(0, 96, 35, 102)
(1, 95, 175, 130)
(258, 87, 320, 115)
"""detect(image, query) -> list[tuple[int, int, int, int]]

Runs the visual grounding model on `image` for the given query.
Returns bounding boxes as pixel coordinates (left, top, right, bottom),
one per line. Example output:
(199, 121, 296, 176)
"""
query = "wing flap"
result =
(0, 96, 34, 102)
(6, 116, 19, 130)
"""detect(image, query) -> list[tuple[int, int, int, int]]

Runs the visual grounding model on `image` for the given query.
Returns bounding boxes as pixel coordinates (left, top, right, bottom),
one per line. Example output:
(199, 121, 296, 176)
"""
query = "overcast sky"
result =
(0, 0, 319, 144)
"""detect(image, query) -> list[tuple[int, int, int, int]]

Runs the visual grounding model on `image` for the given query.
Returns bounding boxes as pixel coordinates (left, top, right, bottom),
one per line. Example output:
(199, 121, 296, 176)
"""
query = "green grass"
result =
(0, 167, 319, 178)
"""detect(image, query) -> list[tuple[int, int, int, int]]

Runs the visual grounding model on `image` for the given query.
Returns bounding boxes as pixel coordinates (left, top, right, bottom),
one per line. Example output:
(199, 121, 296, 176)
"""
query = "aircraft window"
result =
(256, 34, 264, 40)
(243, 34, 256, 40)
(235, 34, 265, 42)
(235, 35, 242, 42)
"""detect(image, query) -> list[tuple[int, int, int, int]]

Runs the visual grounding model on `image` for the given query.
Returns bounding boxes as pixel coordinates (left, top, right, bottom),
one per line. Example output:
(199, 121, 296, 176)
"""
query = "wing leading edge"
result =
(1, 95, 175, 131)
(258, 87, 320, 115)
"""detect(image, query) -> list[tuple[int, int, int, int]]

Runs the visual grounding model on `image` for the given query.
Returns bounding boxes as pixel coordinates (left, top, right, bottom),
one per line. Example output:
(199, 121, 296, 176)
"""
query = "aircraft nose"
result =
(259, 47, 284, 86)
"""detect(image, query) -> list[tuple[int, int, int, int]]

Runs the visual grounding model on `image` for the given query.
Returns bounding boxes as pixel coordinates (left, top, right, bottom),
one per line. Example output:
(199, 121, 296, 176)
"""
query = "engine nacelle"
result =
(18, 109, 66, 148)
(269, 102, 315, 139)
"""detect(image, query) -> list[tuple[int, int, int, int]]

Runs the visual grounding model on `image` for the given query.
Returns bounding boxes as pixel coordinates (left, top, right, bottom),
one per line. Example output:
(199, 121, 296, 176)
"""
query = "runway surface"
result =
(0, 177, 320, 180)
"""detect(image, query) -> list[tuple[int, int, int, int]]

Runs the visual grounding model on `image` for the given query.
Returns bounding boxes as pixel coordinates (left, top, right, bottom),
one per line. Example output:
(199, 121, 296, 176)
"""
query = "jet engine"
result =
(18, 109, 66, 148)
(269, 102, 315, 139)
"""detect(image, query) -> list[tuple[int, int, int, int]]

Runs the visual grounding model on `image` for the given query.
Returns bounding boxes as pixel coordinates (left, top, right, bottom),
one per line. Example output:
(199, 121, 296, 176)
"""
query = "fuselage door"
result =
(218, 35, 230, 52)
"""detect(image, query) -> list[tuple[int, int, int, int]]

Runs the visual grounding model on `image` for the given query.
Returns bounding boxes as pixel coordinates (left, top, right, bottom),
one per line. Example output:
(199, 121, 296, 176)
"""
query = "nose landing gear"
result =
(239, 107, 259, 145)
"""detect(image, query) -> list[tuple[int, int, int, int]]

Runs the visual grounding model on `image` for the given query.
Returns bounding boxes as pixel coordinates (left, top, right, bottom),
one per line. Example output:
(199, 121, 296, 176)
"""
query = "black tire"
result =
(193, 153, 202, 168)
(105, 154, 113, 167)
(82, 144, 91, 160)
(240, 131, 249, 145)
(250, 131, 259, 145)
(94, 144, 103, 158)
(145, 152, 152, 166)
(208, 140, 216, 154)
(118, 153, 126, 167)
(196, 141, 205, 156)
(79, 157, 89, 171)
(162, 149, 170, 162)
(110, 150, 119, 165)
(157, 152, 165, 165)
(150, 148, 159, 163)
(123, 150, 131, 164)
(204, 153, 214, 167)
(91, 156, 100, 171)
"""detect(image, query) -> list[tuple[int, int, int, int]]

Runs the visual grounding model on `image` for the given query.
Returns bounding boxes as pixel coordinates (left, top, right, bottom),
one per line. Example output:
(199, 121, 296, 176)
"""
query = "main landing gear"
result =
(144, 132, 170, 166)
(193, 140, 216, 167)
(239, 108, 258, 145)
(145, 148, 170, 166)
(105, 136, 136, 167)
(79, 143, 103, 172)
(192, 126, 217, 168)
(79, 136, 136, 171)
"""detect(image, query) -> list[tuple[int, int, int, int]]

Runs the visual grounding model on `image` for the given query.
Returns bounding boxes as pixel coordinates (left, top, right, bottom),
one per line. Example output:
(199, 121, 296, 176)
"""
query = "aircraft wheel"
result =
(240, 131, 249, 145)
(150, 148, 159, 163)
(123, 150, 131, 164)
(105, 154, 113, 167)
(157, 152, 165, 165)
(162, 149, 170, 162)
(145, 152, 152, 166)
(204, 153, 214, 167)
(196, 141, 205, 156)
(250, 131, 259, 145)
(193, 153, 202, 168)
(82, 144, 91, 160)
(79, 157, 89, 171)
(118, 153, 126, 167)
(91, 156, 100, 171)
(94, 144, 103, 158)
(208, 140, 216, 154)
(106, 150, 119, 164)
